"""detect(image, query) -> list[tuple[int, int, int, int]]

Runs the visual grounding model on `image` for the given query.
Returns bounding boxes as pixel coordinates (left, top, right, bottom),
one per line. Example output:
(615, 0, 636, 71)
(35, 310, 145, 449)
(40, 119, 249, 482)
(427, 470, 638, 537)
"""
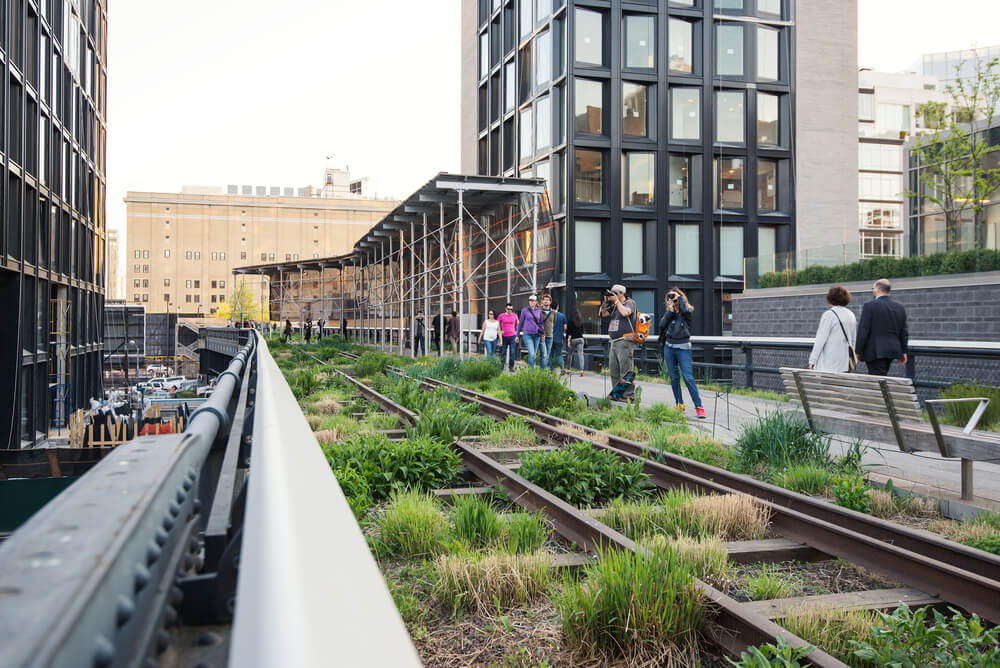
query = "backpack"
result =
(624, 312, 650, 343)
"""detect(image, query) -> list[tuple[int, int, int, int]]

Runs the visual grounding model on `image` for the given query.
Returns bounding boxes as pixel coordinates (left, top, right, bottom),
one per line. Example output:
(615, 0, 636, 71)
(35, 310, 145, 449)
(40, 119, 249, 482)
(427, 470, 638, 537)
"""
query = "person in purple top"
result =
(517, 295, 546, 369)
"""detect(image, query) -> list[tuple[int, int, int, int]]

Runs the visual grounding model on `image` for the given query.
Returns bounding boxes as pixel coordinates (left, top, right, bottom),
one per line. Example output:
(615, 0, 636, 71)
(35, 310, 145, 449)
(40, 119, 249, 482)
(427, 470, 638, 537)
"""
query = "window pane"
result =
(622, 82, 648, 137)
(716, 158, 744, 209)
(858, 93, 874, 121)
(720, 227, 744, 275)
(575, 8, 603, 66)
(575, 220, 602, 272)
(575, 78, 603, 134)
(535, 160, 551, 210)
(575, 150, 603, 203)
(716, 24, 743, 76)
(875, 103, 911, 138)
(505, 61, 516, 111)
(715, 91, 744, 143)
(757, 92, 779, 145)
(535, 95, 551, 150)
(623, 153, 655, 206)
(670, 87, 701, 140)
(758, 159, 777, 212)
(520, 0, 532, 38)
(758, 27, 779, 81)
(758, 0, 781, 16)
(758, 227, 777, 273)
(668, 19, 693, 73)
(520, 107, 533, 159)
(535, 30, 551, 86)
(715, 0, 744, 8)
(675, 224, 700, 274)
(536, 0, 551, 23)
(480, 32, 489, 78)
(669, 155, 690, 207)
(624, 15, 655, 69)
(622, 223, 644, 273)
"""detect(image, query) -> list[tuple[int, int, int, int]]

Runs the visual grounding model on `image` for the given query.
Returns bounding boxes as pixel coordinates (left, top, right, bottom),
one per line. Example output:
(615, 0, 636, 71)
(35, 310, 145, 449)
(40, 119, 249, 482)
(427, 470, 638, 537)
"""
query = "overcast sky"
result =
(106, 0, 1000, 241)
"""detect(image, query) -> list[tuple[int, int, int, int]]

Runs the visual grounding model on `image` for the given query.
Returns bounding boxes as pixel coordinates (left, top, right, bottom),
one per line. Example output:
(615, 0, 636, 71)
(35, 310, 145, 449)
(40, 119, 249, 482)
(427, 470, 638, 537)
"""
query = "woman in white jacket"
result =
(808, 285, 857, 372)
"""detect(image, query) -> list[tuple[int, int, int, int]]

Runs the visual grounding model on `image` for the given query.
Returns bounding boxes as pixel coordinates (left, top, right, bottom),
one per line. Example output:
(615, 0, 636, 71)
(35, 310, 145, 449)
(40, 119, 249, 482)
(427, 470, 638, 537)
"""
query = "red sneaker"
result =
(696, 407, 706, 419)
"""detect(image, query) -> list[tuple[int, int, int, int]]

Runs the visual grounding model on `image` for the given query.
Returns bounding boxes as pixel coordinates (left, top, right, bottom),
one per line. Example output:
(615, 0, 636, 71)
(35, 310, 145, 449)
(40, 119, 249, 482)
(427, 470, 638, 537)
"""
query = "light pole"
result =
(124, 338, 136, 389)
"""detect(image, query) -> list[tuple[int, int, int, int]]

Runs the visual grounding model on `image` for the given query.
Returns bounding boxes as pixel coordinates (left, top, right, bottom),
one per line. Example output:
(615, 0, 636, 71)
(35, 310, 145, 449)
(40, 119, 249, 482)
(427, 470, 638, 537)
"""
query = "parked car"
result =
(162, 376, 187, 392)
(147, 364, 168, 375)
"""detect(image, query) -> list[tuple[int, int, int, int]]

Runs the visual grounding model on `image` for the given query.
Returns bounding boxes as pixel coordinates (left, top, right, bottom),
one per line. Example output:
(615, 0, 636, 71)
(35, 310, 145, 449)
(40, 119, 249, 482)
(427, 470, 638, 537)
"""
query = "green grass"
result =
(434, 549, 552, 614)
(700, 382, 789, 402)
(734, 411, 831, 475)
(598, 492, 770, 542)
(643, 534, 729, 590)
(776, 464, 832, 496)
(649, 426, 732, 469)
(644, 402, 688, 425)
(501, 512, 552, 554)
(519, 441, 652, 507)
(936, 381, 1000, 430)
(742, 564, 797, 601)
(484, 415, 539, 447)
(451, 495, 503, 547)
(354, 351, 392, 377)
(376, 490, 450, 558)
(406, 401, 492, 443)
(496, 368, 576, 412)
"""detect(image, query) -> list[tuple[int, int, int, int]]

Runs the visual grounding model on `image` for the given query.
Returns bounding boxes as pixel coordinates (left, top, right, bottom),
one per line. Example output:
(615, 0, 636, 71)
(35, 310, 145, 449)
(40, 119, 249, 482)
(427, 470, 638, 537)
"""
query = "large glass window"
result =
(715, 0, 744, 8)
(859, 173, 900, 200)
(624, 14, 655, 69)
(535, 30, 552, 87)
(520, 0, 533, 38)
(757, 27, 779, 81)
(520, 107, 533, 159)
(480, 32, 489, 79)
(859, 143, 901, 171)
(716, 24, 744, 76)
(575, 8, 603, 66)
(505, 61, 516, 112)
(575, 78, 603, 134)
(715, 91, 744, 144)
(858, 92, 874, 121)
(675, 224, 700, 275)
(535, 160, 551, 210)
(669, 155, 691, 207)
(623, 153, 655, 206)
(670, 87, 701, 140)
(622, 82, 649, 137)
(720, 226, 744, 275)
(758, 0, 781, 16)
(536, 0, 551, 24)
(716, 158, 744, 209)
(575, 149, 603, 203)
(668, 19, 693, 74)
(757, 92, 779, 145)
(758, 226, 777, 273)
(875, 103, 911, 138)
(758, 159, 777, 212)
(622, 222, 645, 274)
(575, 220, 603, 272)
(535, 95, 551, 150)
(859, 203, 902, 229)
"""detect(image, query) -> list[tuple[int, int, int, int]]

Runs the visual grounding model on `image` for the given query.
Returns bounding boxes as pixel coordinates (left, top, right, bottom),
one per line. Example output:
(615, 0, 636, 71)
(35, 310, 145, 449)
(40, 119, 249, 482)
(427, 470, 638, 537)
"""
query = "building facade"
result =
(1, 0, 107, 448)
(107, 227, 121, 298)
(857, 69, 948, 258)
(462, 0, 857, 335)
(922, 45, 1000, 90)
(124, 184, 397, 316)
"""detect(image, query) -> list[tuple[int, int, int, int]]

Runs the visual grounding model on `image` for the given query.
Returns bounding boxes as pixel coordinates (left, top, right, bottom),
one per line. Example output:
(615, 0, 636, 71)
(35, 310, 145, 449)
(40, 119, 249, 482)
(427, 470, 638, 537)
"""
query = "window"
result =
(575, 220, 602, 273)
(285, 253, 292, 261)
(164, 293, 170, 302)
(623, 15, 655, 69)
(211, 280, 217, 289)
(520, 0, 532, 38)
(220, 251, 226, 260)
(716, 158, 744, 209)
(758, 0, 781, 16)
(575, 150, 603, 203)
(241, 252, 247, 260)
(575, 8, 603, 66)
(858, 93, 874, 121)
(757, 93, 779, 145)
(219, 295, 226, 302)
(669, 155, 691, 207)
(859, 173, 900, 200)
(520, 107, 533, 159)
(220, 280, 226, 289)
(143, 250, 149, 259)
(758, 159, 777, 211)
(716, 24, 743, 76)
(505, 61, 516, 112)
(875, 103, 911, 138)
(668, 19, 693, 74)
(269, 253, 275, 261)
(758, 226, 777, 273)
(194, 251, 201, 260)
(535, 95, 551, 150)
(186, 280, 192, 288)
(164, 279, 170, 287)
(536, 0, 551, 23)
(622, 222, 645, 274)
(142, 294, 149, 303)
(670, 88, 701, 140)
(480, 32, 489, 79)
(134, 250, 140, 258)
(211, 295, 217, 303)
(535, 30, 551, 87)
(622, 83, 649, 137)
(186, 295, 192, 303)
(142, 279, 149, 288)
(260, 253, 267, 261)
(163, 249, 170, 258)
(675, 225, 700, 274)
(134, 264, 141, 273)
(211, 252, 218, 261)
(133, 279, 140, 288)
(715, 0, 744, 8)
(859, 143, 901, 171)
(575, 79, 603, 134)
(143, 265, 149, 273)
(194, 295, 201, 304)
(720, 226, 744, 275)
(758, 27, 779, 81)
(715, 91, 744, 143)
(623, 153, 655, 206)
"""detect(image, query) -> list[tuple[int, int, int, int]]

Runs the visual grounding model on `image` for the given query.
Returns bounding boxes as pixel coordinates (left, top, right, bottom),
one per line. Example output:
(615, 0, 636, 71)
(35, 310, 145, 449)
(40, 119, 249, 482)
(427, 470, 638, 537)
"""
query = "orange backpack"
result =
(624, 313, 651, 343)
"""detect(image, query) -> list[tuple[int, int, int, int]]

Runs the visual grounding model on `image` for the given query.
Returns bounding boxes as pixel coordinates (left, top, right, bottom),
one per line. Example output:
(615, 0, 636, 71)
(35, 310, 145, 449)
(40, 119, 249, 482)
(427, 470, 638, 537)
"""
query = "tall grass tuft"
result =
(288, 369, 321, 400)
(434, 550, 552, 614)
(598, 492, 769, 542)
(502, 512, 552, 554)
(406, 401, 492, 443)
(778, 606, 879, 665)
(484, 415, 539, 447)
(644, 402, 688, 425)
(354, 351, 392, 377)
(937, 381, 1000, 430)
(458, 357, 504, 383)
(497, 368, 576, 412)
(735, 411, 831, 474)
(643, 534, 729, 591)
(451, 495, 502, 547)
(557, 544, 705, 665)
(323, 433, 460, 500)
(777, 464, 832, 496)
(376, 490, 450, 558)
(742, 564, 797, 601)
(650, 427, 732, 469)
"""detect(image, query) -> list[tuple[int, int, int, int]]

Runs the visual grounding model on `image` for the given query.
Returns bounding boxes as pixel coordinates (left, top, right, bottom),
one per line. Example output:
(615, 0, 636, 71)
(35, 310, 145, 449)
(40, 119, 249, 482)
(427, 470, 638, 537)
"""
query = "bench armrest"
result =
(925, 397, 991, 435)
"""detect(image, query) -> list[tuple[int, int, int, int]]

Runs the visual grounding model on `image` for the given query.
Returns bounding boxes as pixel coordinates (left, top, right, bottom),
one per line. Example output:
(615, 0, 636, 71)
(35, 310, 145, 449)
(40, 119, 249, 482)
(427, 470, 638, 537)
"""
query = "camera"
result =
(667, 292, 678, 301)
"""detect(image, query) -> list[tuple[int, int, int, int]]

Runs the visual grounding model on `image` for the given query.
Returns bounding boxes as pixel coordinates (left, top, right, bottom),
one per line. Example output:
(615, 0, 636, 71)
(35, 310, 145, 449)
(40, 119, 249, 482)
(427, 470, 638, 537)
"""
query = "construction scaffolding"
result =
(234, 174, 554, 357)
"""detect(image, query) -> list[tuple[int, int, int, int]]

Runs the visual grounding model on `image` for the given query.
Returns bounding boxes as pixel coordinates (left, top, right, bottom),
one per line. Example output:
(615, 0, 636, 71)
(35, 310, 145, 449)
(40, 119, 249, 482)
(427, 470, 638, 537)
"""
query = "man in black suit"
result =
(855, 278, 908, 376)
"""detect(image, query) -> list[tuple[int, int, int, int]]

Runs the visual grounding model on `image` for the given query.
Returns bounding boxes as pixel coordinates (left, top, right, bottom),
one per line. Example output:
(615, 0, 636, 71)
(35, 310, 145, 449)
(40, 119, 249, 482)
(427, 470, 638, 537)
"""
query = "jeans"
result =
(500, 335, 518, 370)
(663, 346, 702, 408)
(482, 339, 497, 357)
(570, 338, 584, 370)
(539, 338, 553, 369)
(413, 335, 425, 357)
(522, 334, 541, 368)
(548, 339, 565, 369)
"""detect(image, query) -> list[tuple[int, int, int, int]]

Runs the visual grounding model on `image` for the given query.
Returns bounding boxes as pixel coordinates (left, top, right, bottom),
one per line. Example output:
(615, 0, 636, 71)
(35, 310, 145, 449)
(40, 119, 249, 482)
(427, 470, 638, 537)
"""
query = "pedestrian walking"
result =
(447, 310, 461, 352)
(497, 303, 519, 371)
(659, 288, 705, 418)
(433, 313, 444, 355)
(599, 285, 637, 399)
(808, 285, 857, 373)
(341, 317, 348, 340)
(548, 303, 567, 371)
(304, 319, 313, 343)
(567, 307, 585, 372)
(538, 294, 555, 368)
(413, 311, 427, 357)
(856, 278, 908, 376)
(517, 295, 546, 369)
(478, 310, 500, 357)
(317, 318, 325, 341)
(283, 319, 292, 344)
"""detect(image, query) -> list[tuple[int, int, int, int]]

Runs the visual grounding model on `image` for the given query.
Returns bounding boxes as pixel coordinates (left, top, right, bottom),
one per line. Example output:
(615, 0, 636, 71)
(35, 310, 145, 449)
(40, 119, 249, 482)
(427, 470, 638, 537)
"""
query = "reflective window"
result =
(758, 226, 777, 273)
(480, 32, 489, 79)
(505, 61, 516, 111)
(758, 27, 779, 81)
(520, 107, 533, 159)
(535, 30, 551, 87)
(875, 103, 911, 138)
(575, 78, 603, 134)
(670, 155, 691, 207)
(670, 87, 701, 140)
(623, 223, 645, 274)
(624, 14, 655, 69)
(859, 204, 902, 229)
(671, 0, 695, 5)
(859, 172, 900, 199)
(715, 91, 744, 144)
(622, 82, 649, 137)
(715, 158, 744, 209)
(575, 149, 603, 203)
(575, 220, 603, 272)
(669, 19, 693, 74)
(536, 0, 551, 23)
(758, 0, 781, 16)
(715, 0, 743, 8)
(575, 8, 603, 66)
(520, 0, 532, 38)
(758, 159, 777, 212)
(859, 143, 901, 171)
(716, 24, 743, 76)
(757, 93, 779, 145)
(675, 224, 700, 274)
(720, 226, 744, 275)
(858, 92, 874, 121)
(535, 95, 551, 151)
(623, 153, 655, 206)
(535, 160, 551, 210)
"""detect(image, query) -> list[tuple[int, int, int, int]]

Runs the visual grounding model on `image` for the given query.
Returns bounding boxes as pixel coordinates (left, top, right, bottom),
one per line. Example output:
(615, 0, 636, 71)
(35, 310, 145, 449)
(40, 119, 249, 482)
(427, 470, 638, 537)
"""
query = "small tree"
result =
(910, 52, 1000, 252)
(216, 281, 259, 323)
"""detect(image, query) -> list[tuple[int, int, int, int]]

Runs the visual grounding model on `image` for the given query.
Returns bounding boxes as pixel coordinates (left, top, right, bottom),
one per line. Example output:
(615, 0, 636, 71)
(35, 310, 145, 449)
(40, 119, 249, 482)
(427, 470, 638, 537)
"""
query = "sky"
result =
(106, 0, 1000, 244)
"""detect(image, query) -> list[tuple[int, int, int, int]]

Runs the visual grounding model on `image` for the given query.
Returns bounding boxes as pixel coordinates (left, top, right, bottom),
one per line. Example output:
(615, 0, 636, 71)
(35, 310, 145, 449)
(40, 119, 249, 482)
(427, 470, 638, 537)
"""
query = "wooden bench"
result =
(779, 367, 1000, 501)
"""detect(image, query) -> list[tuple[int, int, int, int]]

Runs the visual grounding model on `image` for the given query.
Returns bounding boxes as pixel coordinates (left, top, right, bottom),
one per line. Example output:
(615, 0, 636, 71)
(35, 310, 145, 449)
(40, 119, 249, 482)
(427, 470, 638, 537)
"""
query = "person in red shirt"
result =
(496, 302, 520, 371)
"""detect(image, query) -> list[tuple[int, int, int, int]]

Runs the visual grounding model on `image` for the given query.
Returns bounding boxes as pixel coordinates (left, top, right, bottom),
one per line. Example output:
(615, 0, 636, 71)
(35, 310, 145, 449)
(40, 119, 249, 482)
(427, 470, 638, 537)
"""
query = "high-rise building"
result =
(0, 0, 108, 448)
(125, 172, 397, 316)
(461, 0, 856, 335)
(922, 45, 1000, 90)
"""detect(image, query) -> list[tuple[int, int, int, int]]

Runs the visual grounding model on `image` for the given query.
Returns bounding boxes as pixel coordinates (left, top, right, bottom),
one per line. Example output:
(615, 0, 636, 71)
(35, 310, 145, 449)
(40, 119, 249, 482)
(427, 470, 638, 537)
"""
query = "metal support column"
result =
(438, 203, 445, 356)
(408, 223, 415, 358)
(531, 192, 539, 294)
(422, 213, 429, 343)
(457, 189, 465, 360)
(298, 266, 304, 343)
(319, 265, 325, 337)
(506, 205, 512, 302)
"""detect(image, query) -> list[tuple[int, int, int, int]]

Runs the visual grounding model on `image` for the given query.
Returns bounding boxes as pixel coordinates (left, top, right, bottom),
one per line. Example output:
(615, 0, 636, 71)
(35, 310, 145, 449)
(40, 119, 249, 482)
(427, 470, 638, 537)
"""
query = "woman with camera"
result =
(659, 288, 705, 418)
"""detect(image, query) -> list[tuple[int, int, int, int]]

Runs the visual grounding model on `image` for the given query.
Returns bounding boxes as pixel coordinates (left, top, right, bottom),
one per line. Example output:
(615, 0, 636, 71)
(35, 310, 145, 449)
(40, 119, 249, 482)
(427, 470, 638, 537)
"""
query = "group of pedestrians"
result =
(480, 294, 580, 372)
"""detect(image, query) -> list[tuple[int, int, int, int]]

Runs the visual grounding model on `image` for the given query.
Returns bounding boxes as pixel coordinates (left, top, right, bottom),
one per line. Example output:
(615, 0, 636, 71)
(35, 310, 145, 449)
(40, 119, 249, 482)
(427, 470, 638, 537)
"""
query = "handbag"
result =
(831, 309, 858, 372)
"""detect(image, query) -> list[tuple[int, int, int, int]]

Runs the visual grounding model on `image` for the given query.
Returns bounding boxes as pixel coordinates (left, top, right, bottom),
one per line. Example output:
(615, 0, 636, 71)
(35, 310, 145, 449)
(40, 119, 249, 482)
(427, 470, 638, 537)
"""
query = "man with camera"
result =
(599, 284, 637, 399)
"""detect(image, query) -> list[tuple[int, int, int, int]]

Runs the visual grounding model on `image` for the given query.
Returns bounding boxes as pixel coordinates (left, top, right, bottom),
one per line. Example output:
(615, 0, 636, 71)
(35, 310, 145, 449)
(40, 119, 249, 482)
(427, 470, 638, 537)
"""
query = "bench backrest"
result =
(779, 368, 922, 423)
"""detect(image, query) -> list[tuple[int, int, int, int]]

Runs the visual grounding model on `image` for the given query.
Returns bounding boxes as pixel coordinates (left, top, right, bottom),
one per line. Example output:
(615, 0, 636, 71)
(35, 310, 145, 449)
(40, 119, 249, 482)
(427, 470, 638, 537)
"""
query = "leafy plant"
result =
(502, 512, 551, 554)
(376, 490, 450, 558)
(963, 534, 1000, 556)
(734, 411, 830, 474)
(743, 564, 797, 601)
(519, 441, 652, 507)
(831, 474, 872, 513)
(776, 465, 832, 496)
(407, 401, 492, 443)
(459, 357, 504, 383)
(288, 369, 321, 400)
(497, 368, 576, 412)
(333, 464, 373, 519)
(451, 495, 503, 547)
(354, 351, 392, 377)
(727, 637, 815, 668)
(644, 402, 687, 425)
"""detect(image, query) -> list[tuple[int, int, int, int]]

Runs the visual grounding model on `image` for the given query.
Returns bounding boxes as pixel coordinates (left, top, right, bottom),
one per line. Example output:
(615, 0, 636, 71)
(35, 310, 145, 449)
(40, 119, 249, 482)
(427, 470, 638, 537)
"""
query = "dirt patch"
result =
(729, 559, 900, 602)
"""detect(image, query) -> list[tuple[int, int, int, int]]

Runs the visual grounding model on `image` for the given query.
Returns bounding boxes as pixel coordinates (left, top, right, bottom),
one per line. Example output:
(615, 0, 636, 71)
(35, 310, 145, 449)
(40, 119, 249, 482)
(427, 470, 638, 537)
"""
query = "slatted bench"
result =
(779, 367, 1000, 501)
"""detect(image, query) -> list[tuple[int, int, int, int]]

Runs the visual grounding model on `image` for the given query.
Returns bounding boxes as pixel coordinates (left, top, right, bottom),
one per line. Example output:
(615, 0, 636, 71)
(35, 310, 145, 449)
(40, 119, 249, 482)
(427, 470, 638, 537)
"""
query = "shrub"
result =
(743, 564, 797, 601)
(425, 356, 463, 381)
(650, 427, 732, 469)
(831, 474, 871, 513)
(777, 465, 832, 496)
(937, 381, 1000, 430)
(502, 512, 551, 554)
(497, 368, 576, 412)
(288, 369, 321, 400)
(644, 402, 687, 426)
(458, 357, 503, 383)
(407, 401, 492, 443)
(376, 490, 450, 558)
(484, 415, 539, 447)
(557, 544, 705, 665)
(735, 411, 830, 474)
(354, 351, 391, 377)
(727, 636, 815, 668)
(451, 495, 503, 547)
(519, 441, 652, 507)
(434, 550, 551, 614)
(333, 464, 373, 519)
(964, 534, 1000, 556)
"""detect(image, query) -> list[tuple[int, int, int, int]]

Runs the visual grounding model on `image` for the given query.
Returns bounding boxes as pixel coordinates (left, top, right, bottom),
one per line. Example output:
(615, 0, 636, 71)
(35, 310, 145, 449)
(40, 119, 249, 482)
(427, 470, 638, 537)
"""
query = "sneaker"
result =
(674, 404, 686, 413)
(696, 407, 706, 419)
